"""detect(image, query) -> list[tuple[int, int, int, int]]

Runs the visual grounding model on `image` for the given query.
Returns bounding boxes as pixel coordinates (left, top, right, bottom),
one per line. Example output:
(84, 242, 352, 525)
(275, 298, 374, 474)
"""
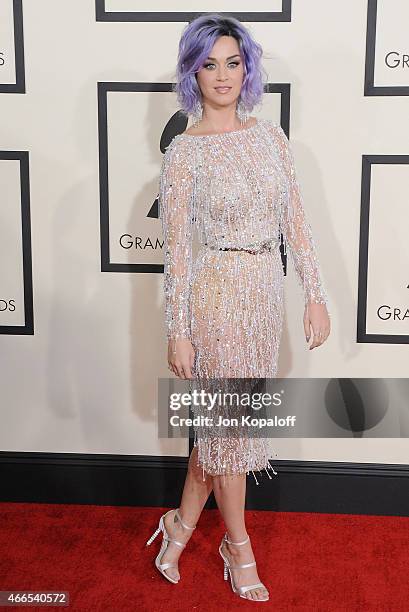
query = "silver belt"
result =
(206, 241, 278, 255)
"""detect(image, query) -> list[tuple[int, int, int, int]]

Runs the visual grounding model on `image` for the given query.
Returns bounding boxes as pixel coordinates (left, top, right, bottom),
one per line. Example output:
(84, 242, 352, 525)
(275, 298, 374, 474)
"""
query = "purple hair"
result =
(173, 13, 267, 116)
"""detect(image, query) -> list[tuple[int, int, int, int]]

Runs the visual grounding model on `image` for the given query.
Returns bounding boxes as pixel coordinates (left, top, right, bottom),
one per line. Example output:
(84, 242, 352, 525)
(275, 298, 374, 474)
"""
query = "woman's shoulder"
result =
(260, 119, 288, 148)
(163, 130, 194, 161)
(160, 132, 196, 181)
(260, 117, 280, 133)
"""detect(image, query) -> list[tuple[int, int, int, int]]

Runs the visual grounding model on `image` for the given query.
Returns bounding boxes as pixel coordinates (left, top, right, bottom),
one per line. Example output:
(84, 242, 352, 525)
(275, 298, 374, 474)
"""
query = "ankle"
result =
(166, 510, 193, 538)
(225, 533, 250, 546)
(224, 537, 252, 556)
(175, 508, 197, 531)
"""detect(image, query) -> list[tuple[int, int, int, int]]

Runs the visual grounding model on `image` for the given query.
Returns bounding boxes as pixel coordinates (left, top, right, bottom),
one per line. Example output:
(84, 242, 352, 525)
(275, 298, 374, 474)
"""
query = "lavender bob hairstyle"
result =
(173, 13, 267, 116)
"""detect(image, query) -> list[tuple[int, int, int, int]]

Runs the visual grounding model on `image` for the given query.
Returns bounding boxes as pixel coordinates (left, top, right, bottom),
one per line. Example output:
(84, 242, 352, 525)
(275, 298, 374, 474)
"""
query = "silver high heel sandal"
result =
(145, 508, 196, 584)
(219, 532, 269, 601)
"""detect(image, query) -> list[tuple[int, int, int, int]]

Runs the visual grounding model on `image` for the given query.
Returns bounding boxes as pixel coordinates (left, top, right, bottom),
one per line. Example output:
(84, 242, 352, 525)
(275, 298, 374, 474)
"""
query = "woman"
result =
(147, 13, 331, 602)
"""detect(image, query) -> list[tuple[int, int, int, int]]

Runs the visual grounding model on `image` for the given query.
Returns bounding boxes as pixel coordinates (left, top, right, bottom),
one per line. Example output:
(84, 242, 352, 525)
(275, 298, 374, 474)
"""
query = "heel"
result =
(145, 517, 163, 546)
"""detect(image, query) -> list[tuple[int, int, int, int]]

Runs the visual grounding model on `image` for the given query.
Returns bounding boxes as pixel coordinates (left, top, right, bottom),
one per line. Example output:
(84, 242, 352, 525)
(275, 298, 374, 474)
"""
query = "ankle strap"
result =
(224, 533, 250, 546)
(175, 508, 196, 531)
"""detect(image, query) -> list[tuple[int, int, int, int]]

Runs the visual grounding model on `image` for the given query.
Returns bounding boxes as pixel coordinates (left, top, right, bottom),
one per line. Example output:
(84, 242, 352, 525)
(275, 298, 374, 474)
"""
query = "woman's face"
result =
(196, 35, 245, 109)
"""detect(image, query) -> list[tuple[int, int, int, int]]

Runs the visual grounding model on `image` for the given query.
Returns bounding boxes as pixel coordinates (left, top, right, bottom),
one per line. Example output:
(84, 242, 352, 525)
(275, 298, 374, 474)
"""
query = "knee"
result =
(212, 472, 246, 490)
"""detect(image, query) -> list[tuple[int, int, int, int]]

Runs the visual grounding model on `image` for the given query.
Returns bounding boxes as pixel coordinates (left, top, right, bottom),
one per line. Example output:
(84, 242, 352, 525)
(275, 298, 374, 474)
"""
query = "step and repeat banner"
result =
(1, 1, 408, 465)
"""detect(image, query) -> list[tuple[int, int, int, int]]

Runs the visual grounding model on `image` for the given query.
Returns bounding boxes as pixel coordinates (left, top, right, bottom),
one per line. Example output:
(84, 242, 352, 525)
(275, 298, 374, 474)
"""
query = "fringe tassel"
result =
(250, 460, 278, 486)
(267, 459, 278, 476)
(251, 469, 259, 485)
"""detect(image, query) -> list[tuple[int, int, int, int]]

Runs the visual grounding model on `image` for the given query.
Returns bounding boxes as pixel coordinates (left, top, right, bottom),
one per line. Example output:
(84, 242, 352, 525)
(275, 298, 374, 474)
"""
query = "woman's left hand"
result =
(304, 303, 331, 350)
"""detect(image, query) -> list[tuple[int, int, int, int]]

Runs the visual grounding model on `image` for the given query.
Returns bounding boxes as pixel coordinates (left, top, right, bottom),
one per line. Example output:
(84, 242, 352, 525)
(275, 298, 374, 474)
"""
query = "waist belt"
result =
(207, 241, 278, 254)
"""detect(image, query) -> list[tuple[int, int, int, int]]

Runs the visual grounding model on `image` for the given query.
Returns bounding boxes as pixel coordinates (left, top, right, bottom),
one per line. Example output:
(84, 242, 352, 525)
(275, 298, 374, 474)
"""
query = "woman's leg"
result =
(159, 445, 213, 581)
(212, 473, 269, 601)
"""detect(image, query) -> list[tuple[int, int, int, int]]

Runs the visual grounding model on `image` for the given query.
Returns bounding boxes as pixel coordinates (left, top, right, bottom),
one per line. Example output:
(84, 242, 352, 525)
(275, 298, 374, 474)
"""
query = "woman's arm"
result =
(273, 123, 330, 348)
(159, 137, 195, 366)
(274, 124, 329, 309)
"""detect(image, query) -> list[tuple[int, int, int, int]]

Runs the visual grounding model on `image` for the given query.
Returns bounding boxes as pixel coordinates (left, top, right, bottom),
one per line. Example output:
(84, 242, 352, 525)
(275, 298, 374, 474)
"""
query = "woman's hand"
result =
(303, 303, 331, 350)
(168, 338, 196, 379)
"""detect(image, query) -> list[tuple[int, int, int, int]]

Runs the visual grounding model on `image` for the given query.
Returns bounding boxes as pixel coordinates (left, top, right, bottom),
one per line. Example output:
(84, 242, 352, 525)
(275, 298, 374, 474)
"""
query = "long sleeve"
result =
(274, 124, 329, 309)
(158, 137, 195, 341)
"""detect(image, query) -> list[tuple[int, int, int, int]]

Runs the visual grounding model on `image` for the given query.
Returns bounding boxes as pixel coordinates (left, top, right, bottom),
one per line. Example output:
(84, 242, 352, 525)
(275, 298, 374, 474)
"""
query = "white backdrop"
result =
(1, 0, 408, 464)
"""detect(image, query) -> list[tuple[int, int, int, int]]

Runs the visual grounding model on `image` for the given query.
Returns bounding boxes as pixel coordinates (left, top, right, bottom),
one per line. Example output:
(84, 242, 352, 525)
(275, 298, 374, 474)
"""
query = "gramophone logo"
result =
(98, 82, 289, 274)
(357, 155, 409, 344)
(365, 0, 409, 96)
(98, 83, 186, 274)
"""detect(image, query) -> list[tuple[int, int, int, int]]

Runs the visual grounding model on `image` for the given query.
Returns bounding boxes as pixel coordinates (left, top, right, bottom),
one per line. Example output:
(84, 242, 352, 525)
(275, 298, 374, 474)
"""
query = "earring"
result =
(191, 100, 203, 128)
(236, 99, 249, 126)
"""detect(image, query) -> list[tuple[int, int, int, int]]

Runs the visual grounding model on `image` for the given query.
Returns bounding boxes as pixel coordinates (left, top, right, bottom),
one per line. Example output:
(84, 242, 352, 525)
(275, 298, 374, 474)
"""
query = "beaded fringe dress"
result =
(159, 117, 329, 485)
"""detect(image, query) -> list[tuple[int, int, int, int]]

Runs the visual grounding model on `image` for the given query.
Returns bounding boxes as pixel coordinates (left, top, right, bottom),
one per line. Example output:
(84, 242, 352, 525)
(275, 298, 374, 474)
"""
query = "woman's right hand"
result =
(168, 338, 195, 379)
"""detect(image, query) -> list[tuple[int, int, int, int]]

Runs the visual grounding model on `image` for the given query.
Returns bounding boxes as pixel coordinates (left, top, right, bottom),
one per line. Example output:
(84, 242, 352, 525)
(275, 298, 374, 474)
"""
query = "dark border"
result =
(0, 151, 33, 335)
(0, 0, 26, 94)
(357, 154, 409, 344)
(95, 0, 292, 22)
(1, 451, 409, 516)
(98, 81, 290, 273)
(365, 0, 409, 96)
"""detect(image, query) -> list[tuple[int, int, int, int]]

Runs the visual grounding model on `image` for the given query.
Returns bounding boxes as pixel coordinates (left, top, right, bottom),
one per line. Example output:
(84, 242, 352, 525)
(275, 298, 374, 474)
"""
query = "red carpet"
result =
(0, 503, 408, 611)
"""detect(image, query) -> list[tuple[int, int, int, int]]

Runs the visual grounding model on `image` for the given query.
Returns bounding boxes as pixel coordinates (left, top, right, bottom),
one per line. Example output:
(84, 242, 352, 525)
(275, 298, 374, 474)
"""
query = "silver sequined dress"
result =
(159, 117, 329, 484)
